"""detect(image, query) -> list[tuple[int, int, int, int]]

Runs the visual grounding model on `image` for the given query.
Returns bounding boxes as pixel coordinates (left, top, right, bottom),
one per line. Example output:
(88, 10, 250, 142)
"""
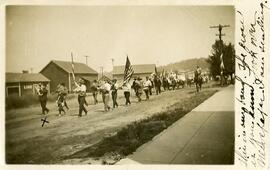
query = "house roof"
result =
(112, 64, 156, 75)
(98, 75, 112, 82)
(6, 73, 50, 83)
(41, 60, 98, 74)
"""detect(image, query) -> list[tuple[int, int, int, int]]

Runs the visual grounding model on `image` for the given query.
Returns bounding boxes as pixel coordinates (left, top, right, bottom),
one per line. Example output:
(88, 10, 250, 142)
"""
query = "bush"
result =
(6, 94, 40, 110)
(6, 93, 77, 110)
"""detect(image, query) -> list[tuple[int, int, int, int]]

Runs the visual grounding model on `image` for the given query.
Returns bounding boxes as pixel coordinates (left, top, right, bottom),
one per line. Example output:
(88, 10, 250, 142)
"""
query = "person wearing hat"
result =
(74, 78, 87, 117)
(111, 79, 119, 108)
(37, 83, 49, 115)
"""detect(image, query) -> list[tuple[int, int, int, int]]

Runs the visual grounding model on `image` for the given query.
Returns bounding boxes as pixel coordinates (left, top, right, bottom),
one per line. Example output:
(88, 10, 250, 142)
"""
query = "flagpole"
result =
(71, 52, 76, 82)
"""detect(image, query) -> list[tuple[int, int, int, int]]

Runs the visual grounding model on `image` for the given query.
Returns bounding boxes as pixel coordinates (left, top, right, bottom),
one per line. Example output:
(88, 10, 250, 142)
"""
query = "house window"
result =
(7, 87, 19, 97)
(24, 85, 33, 89)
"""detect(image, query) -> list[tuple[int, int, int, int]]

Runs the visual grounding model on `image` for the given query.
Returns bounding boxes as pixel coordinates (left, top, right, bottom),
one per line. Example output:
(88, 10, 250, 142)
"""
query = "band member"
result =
(111, 79, 119, 108)
(74, 78, 87, 117)
(91, 80, 99, 104)
(37, 83, 49, 115)
(99, 80, 111, 111)
(122, 82, 131, 105)
(56, 83, 68, 116)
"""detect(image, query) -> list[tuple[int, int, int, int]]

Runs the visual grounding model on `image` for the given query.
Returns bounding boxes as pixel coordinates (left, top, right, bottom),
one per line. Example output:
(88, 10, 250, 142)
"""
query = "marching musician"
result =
(37, 83, 49, 115)
(56, 83, 69, 116)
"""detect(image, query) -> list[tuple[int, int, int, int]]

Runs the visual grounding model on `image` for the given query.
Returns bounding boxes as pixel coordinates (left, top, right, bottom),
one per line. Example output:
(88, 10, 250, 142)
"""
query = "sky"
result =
(6, 5, 234, 73)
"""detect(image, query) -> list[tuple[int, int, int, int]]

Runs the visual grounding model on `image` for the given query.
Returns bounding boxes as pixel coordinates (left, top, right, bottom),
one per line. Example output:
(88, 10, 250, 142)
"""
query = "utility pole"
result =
(209, 24, 230, 86)
(84, 55, 90, 66)
(100, 66, 104, 77)
(209, 24, 230, 41)
(111, 58, 114, 68)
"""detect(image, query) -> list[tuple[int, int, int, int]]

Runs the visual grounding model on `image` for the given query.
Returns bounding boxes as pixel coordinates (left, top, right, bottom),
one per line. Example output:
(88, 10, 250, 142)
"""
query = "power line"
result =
(209, 24, 230, 41)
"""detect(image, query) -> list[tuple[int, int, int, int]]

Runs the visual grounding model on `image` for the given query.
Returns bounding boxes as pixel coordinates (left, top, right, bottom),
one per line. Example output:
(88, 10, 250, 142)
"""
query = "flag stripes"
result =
(123, 56, 134, 84)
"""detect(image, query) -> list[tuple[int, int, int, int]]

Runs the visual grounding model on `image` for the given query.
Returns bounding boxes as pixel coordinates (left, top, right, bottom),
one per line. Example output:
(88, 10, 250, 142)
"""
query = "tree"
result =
(207, 40, 235, 83)
(223, 43, 235, 83)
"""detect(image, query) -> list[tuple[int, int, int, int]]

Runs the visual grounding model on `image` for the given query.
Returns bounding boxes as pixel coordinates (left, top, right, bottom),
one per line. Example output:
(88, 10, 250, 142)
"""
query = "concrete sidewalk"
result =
(117, 85, 234, 164)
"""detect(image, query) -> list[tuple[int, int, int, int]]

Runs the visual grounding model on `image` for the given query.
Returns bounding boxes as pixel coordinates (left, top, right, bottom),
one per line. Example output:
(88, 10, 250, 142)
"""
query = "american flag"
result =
(71, 52, 76, 81)
(123, 56, 134, 84)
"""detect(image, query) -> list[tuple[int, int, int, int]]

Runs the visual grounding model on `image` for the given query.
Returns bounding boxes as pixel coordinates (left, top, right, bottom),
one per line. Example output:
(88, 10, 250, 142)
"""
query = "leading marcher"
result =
(37, 83, 50, 115)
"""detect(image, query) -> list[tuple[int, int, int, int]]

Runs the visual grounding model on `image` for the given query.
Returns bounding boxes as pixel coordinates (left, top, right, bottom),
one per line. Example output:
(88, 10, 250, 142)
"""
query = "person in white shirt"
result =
(143, 76, 152, 100)
(122, 82, 131, 105)
(100, 80, 111, 111)
(111, 79, 119, 108)
(74, 78, 87, 117)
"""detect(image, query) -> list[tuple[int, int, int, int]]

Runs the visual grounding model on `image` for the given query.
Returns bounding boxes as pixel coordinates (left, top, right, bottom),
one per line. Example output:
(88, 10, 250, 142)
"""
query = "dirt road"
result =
(6, 86, 218, 164)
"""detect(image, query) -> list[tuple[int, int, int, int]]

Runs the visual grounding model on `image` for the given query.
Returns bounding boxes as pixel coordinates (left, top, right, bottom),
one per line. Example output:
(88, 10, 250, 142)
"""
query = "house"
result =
(112, 64, 156, 82)
(98, 73, 112, 83)
(6, 72, 50, 97)
(40, 60, 98, 92)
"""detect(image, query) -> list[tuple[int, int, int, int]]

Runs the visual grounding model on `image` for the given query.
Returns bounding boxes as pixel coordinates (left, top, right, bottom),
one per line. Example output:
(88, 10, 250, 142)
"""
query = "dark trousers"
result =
(93, 92, 98, 104)
(40, 99, 49, 114)
(111, 91, 118, 108)
(156, 85, 161, 95)
(58, 102, 66, 114)
(124, 91, 131, 105)
(78, 96, 87, 116)
(64, 101, 69, 109)
(136, 91, 142, 102)
(149, 87, 152, 95)
(144, 89, 149, 100)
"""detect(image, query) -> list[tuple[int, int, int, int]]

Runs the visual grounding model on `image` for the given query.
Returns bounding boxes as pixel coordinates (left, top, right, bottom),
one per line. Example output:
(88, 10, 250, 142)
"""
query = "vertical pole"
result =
(85, 55, 89, 66)
(68, 73, 71, 93)
(18, 82, 21, 97)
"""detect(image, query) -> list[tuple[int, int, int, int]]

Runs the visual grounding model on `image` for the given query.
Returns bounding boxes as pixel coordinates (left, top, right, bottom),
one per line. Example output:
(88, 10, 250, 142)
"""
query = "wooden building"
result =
(40, 60, 98, 92)
(112, 64, 156, 82)
(6, 72, 50, 97)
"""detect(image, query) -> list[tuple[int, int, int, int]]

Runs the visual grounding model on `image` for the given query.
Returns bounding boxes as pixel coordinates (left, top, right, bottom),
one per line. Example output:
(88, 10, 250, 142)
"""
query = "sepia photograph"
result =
(5, 5, 235, 165)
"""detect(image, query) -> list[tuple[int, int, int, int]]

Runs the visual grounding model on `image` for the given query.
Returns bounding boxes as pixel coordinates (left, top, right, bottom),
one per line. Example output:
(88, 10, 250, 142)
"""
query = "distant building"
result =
(6, 72, 50, 97)
(112, 64, 156, 82)
(98, 73, 112, 83)
(40, 60, 98, 92)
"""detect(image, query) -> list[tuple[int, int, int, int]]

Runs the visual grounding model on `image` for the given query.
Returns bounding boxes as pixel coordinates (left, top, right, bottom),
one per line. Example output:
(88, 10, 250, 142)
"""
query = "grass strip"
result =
(65, 89, 217, 162)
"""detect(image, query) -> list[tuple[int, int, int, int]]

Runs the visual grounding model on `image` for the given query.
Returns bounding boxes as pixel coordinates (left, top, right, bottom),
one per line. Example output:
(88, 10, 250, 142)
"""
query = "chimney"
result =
(22, 70, 29, 74)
